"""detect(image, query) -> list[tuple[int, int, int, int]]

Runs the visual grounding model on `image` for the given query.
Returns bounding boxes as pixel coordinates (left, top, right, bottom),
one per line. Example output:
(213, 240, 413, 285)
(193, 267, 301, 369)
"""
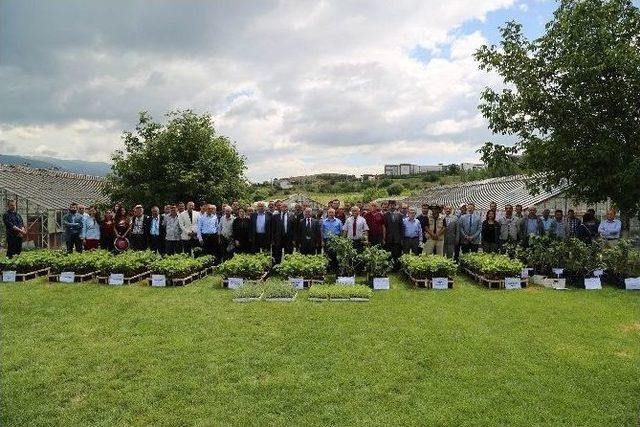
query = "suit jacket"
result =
(178, 210, 201, 240)
(297, 217, 322, 247)
(250, 211, 272, 241)
(383, 211, 404, 244)
(443, 215, 458, 246)
(459, 213, 482, 244)
(519, 217, 545, 245)
(271, 211, 295, 245)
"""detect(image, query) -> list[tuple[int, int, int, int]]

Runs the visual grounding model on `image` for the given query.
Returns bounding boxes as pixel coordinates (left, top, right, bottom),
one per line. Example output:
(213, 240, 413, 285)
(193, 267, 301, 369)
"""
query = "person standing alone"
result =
(3, 200, 26, 258)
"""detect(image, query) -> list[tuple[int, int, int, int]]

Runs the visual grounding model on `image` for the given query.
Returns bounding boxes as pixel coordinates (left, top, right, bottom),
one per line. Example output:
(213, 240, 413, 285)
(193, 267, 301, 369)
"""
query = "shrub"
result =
(387, 183, 403, 196)
(49, 250, 112, 274)
(0, 250, 64, 273)
(275, 253, 328, 278)
(359, 246, 393, 277)
(459, 252, 523, 280)
(602, 239, 640, 278)
(325, 236, 357, 276)
(262, 281, 297, 299)
(217, 253, 271, 279)
(232, 283, 263, 299)
(398, 254, 457, 279)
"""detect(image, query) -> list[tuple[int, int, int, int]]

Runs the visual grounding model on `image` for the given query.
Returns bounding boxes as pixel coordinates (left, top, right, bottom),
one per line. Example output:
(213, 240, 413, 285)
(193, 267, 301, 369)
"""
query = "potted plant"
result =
(1, 249, 63, 281)
(358, 246, 393, 289)
(399, 254, 457, 288)
(217, 253, 272, 287)
(49, 250, 112, 282)
(149, 254, 215, 285)
(325, 236, 357, 284)
(602, 239, 640, 288)
(275, 253, 328, 287)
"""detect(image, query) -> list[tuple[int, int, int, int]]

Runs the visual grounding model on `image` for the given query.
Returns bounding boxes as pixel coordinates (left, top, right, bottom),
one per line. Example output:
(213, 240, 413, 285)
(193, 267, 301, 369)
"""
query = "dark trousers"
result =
(66, 234, 83, 254)
(402, 237, 420, 255)
(201, 234, 219, 258)
(454, 243, 461, 261)
(299, 242, 318, 255)
(220, 236, 234, 261)
(482, 242, 499, 253)
(323, 239, 338, 271)
(272, 238, 293, 264)
(351, 239, 364, 253)
(386, 241, 403, 267)
(461, 242, 479, 254)
(369, 234, 384, 247)
(130, 234, 147, 251)
(182, 238, 198, 256)
(253, 233, 270, 253)
(6, 235, 22, 258)
(149, 235, 163, 253)
(165, 240, 179, 255)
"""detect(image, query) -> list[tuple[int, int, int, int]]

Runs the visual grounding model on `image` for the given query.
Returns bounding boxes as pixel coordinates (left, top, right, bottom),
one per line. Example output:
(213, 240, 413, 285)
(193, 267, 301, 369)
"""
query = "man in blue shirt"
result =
(197, 204, 220, 258)
(149, 206, 163, 253)
(3, 200, 26, 258)
(402, 208, 423, 255)
(62, 202, 84, 253)
(598, 209, 622, 247)
(549, 209, 567, 240)
(519, 206, 544, 247)
(321, 208, 343, 271)
(540, 209, 553, 235)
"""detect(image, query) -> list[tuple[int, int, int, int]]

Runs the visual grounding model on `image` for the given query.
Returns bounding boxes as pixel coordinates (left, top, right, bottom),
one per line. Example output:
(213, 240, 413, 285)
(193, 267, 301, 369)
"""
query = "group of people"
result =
(2, 198, 624, 263)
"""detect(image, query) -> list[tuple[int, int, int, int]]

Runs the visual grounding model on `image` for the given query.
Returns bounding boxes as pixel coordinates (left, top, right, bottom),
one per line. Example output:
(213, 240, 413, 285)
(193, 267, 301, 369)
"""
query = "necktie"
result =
(469, 215, 472, 228)
(352, 217, 356, 237)
(433, 219, 437, 233)
(283, 214, 287, 234)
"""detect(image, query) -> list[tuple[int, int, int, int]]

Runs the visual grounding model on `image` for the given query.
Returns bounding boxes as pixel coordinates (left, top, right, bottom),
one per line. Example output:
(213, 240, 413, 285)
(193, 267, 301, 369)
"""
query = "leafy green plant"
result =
(358, 246, 393, 277)
(49, 250, 112, 274)
(97, 250, 160, 276)
(0, 250, 64, 273)
(602, 239, 640, 279)
(217, 253, 271, 279)
(460, 252, 523, 280)
(262, 281, 297, 299)
(232, 283, 263, 299)
(275, 253, 328, 278)
(325, 236, 357, 276)
(150, 254, 214, 279)
(398, 254, 457, 279)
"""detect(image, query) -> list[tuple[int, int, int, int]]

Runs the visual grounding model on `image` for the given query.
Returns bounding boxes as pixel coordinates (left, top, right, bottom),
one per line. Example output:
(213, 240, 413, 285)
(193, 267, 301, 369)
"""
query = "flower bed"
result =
(0, 250, 63, 280)
(149, 254, 215, 285)
(275, 253, 327, 282)
(398, 254, 457, 288)
(459, 252, 525, 289)
(218, 253, 272, 286)
(307, 284, 373, 302)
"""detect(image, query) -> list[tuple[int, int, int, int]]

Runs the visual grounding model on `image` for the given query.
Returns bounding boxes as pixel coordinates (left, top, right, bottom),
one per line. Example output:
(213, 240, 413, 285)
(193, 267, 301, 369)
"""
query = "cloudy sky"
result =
(0, 0, 555, 181)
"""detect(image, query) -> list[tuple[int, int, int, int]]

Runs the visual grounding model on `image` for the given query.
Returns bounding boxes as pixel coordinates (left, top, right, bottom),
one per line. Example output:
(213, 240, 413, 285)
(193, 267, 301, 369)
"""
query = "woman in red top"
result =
(100, 209, 116, 251)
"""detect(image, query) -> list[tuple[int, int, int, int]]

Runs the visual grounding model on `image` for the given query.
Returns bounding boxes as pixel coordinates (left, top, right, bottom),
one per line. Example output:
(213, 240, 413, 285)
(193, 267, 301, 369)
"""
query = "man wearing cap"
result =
(424, 205, 446, 256)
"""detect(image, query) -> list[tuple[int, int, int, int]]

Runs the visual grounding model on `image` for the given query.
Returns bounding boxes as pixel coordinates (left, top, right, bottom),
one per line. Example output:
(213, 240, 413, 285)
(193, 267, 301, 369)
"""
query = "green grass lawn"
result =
(1, 275, 639, 426)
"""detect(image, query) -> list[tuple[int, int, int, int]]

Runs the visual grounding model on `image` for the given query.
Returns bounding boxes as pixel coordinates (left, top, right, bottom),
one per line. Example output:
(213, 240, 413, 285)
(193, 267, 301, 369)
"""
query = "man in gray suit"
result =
(442, 205, 458, 258)
(459, 202, 481, 253)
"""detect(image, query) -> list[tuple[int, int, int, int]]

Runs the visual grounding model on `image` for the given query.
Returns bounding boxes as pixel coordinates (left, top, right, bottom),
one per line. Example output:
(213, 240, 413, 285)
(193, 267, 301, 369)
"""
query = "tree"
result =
(105, 110, 248, 207)
(362, 187, 385, 202)
(476, 142, 520, 177)
(387, 183, 403, 196)
(475, 0, 640, 231)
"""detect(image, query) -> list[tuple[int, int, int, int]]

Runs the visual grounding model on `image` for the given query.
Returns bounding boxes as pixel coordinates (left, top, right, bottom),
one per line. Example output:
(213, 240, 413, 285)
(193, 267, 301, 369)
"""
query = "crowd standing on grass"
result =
(2, 198, 624, 263)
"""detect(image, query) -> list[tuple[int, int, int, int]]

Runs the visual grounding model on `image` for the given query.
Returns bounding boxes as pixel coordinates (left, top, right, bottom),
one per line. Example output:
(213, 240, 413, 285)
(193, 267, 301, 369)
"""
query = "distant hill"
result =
(0, 155, 111, 176)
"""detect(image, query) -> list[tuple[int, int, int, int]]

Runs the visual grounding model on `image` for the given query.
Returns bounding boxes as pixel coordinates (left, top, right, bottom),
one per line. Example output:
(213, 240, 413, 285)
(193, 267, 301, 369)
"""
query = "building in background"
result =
(384, 163, 484, 175)
(0, 165, 107, 248)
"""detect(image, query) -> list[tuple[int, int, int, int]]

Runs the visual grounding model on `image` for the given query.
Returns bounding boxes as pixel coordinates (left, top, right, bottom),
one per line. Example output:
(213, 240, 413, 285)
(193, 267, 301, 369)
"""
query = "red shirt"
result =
(364, 211, 385, 237)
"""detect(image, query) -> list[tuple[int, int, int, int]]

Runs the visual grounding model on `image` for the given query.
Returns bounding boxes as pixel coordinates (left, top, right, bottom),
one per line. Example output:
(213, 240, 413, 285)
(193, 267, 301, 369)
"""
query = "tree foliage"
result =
(105, 110, 248, 207)
(475, 0, 640, 225)
(477, 142, 521, 177)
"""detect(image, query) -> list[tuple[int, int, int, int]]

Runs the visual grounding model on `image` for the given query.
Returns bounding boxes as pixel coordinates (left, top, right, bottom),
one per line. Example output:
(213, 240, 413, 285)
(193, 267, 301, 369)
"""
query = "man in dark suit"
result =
(250, 201, 272, 253)
(271, 203, 296, 264)
(383, 202, 404, 264)
(297, 207, 322, 255)
(130, 204, 151, 251)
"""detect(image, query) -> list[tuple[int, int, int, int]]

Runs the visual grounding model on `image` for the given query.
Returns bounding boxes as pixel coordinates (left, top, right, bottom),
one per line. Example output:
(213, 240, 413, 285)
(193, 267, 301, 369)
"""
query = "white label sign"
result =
(2, 271, 16, 282)
(521, 268, 533, 278)
(289, 277, 304, 289)
(151, 274, 166, 287)
(624, 277, 640, 290)
(584, 277, 602, 290)
(592, 269, 604, 277)
(504, 277, 522, 290)
(373, 277, 390, 290)
(109, 273, 124, 285)
(227, 277, 243, 289)
(337, 276, 355, 285)
(59, 272, 75, 283)
(432, 277, 449, 290)
(552, 268, 564, 277)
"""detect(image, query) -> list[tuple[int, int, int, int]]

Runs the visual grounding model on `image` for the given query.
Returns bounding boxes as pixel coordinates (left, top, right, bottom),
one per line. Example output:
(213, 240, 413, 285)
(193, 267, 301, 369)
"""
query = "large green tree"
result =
(105, 110, 249, 207)
(475, 0, 640, 229)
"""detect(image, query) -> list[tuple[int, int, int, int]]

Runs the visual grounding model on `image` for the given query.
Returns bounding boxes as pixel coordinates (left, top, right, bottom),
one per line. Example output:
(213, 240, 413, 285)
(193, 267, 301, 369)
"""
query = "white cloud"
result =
(0, 0, 519, 181)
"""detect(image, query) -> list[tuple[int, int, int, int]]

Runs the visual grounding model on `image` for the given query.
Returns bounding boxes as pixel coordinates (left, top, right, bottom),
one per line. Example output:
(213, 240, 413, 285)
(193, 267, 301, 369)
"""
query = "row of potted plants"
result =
(459, 252, 524, 281)
(398, 254, 458, 279)
(217, 252, 272, 281)
(0, 249, 64, 274)
(274, 253, 328, 279)
(149, 254, 215, 280)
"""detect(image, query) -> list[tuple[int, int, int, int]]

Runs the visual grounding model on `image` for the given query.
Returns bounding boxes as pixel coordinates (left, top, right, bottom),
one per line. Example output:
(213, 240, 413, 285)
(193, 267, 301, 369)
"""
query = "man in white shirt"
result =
(342, 206, 368, 252)
(178, 201, 201, 256)
(218, 205, 235, 261)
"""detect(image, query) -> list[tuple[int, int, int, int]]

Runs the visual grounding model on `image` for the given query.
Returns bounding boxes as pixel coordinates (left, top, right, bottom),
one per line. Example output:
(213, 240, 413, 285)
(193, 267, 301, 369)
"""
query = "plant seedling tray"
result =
(97, 271, 150, 285)
(222, 270, 269, 288)
(10, 267, 50, 282)
(463, 267, 527, 289)
(48, 271, 97, 283)
(264, 293, 297, 302)
(427, 278, 455, 289)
